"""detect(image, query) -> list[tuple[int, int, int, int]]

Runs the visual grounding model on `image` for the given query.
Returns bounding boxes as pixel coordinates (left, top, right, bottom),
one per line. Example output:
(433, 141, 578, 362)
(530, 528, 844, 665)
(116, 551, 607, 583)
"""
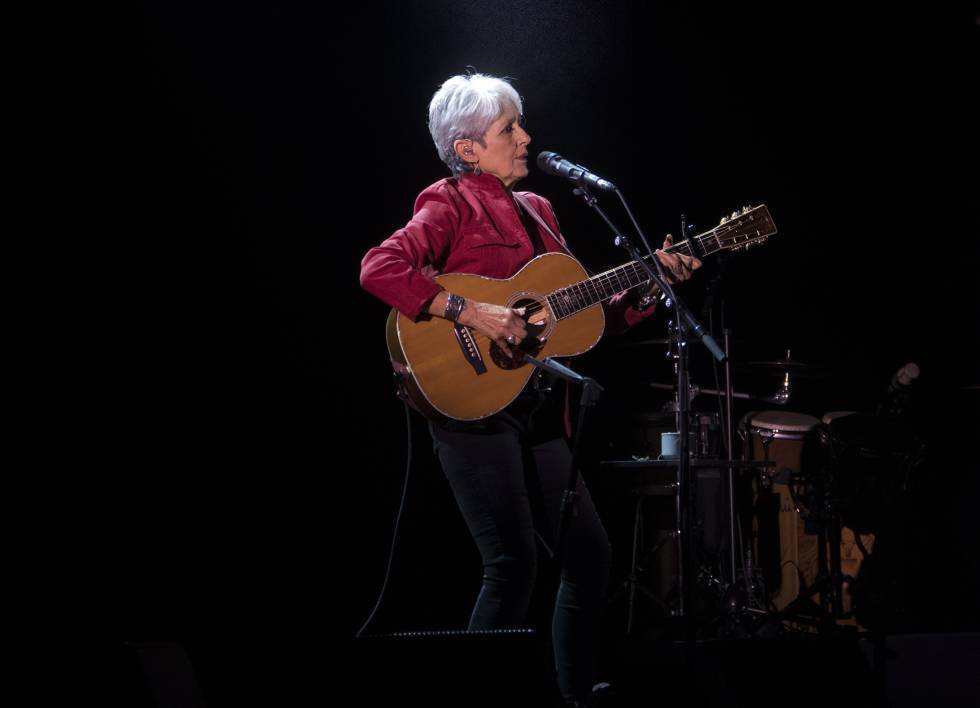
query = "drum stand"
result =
(603, 328, 780, 638)
(715, 331, 784, 636)
(601, 455, 777, 635)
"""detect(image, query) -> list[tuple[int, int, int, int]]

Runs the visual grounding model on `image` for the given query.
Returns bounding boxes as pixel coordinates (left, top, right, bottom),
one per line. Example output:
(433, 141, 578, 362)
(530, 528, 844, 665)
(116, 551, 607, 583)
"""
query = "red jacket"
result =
(360, 171, 655, 334)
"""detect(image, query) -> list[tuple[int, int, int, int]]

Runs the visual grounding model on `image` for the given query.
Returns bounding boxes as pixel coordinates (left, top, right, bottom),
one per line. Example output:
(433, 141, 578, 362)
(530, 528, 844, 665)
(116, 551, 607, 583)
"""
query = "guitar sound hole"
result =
(488, 298, 547, 370)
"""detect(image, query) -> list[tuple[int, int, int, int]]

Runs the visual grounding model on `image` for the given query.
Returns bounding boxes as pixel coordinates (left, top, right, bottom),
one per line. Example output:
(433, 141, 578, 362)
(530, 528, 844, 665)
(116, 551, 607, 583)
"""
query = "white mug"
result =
(659, 431, 680, 459)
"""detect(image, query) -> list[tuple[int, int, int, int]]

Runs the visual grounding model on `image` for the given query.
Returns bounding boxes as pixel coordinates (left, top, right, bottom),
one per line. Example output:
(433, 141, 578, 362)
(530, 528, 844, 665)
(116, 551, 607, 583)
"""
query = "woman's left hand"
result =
(655, 233, 702, 283)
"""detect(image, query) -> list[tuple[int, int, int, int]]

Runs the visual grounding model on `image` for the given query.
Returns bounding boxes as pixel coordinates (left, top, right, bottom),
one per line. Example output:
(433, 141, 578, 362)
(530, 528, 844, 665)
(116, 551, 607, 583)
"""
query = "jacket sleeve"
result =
(603, 289, 657, 335)
(359, 187, 457, 321)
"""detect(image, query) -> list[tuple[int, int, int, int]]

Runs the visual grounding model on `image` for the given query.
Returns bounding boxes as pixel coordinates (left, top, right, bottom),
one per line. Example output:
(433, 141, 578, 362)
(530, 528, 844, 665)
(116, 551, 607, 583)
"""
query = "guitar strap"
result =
(512, 193, 570, 256)
(512, 192, 574, 431)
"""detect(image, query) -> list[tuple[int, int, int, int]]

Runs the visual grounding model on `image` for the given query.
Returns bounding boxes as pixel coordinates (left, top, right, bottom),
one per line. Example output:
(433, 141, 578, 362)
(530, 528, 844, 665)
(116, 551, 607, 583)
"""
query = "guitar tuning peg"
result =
(731, 211, 739, 220)
(742, 206, 751, 214)
(720, 215, 729, 224)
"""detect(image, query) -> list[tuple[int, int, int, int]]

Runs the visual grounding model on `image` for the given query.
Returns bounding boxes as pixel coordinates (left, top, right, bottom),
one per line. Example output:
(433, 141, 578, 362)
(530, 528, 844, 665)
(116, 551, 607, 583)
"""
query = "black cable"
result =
(615, 188, 681, 335)
(615, 189, 658, 262)
(355, 399, 414, 638)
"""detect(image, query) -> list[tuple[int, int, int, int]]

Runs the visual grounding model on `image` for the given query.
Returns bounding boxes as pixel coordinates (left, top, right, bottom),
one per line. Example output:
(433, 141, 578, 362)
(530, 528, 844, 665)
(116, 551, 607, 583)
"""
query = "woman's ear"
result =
(453, 139, 478, 167)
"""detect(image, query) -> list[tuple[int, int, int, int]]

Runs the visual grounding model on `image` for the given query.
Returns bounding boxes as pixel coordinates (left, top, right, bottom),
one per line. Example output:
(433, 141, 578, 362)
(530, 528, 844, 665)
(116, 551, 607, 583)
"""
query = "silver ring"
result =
(506, 335, 516, 345)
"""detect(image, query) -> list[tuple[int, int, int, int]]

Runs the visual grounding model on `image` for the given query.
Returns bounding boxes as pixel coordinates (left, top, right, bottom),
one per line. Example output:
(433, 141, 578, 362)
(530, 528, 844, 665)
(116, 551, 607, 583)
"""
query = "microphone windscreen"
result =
(536, 151, 558, 171)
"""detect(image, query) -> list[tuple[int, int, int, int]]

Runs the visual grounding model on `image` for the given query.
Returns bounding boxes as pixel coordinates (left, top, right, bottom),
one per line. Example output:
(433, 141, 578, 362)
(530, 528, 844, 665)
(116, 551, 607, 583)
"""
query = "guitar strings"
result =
(460, 242, 682, 345)
(454, 219, 764, 348)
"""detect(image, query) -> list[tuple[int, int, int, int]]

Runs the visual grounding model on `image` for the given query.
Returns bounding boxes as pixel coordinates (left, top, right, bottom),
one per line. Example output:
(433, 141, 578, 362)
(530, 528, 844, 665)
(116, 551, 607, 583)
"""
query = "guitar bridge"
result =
(454, 324, 487, 375)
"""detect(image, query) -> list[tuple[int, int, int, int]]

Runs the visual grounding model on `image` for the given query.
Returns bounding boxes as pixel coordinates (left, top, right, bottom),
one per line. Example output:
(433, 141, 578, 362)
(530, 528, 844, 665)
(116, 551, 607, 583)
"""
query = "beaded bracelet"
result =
(443, 293, 466, 322)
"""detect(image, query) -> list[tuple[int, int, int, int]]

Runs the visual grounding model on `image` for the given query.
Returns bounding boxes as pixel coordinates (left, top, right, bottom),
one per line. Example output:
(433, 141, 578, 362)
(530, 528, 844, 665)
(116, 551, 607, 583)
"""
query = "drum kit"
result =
(605, 336, 924, 637)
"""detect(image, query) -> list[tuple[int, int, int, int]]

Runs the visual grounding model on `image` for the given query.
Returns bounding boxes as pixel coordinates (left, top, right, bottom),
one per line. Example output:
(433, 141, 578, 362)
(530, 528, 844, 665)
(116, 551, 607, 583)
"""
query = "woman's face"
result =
(471, 109, 531, 189)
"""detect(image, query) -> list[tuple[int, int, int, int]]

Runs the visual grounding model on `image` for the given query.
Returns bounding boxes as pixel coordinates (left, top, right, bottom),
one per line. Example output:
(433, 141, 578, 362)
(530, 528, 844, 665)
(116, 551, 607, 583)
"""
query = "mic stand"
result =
(521, 353, 603, 565)
(723, 330, 737, 587)
(701, 233, 740, 590)
(570, 188, 727, 363)
(703, 267, 776, 634)
(571, 185, 726, 642)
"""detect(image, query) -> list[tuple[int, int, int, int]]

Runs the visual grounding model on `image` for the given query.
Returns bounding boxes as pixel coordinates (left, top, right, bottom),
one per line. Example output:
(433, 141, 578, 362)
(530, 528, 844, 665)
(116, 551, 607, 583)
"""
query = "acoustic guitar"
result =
(387, 205, 776, 421)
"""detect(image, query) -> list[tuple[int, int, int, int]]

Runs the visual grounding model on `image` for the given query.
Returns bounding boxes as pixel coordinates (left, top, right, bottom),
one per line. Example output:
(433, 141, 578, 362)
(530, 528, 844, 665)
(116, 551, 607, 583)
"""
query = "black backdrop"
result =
(134, 0, 978, 690)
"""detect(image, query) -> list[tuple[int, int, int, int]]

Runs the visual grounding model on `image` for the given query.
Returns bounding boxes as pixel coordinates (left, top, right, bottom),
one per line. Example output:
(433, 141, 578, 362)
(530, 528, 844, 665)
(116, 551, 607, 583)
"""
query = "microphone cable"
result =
(355, 395, 415, 638)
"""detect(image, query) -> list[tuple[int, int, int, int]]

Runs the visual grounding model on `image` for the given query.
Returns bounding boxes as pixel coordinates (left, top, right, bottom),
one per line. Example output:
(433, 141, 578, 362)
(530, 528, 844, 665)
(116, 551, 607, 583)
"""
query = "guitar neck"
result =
(546, 232, 718, 320)
(546, 204, 775, 320)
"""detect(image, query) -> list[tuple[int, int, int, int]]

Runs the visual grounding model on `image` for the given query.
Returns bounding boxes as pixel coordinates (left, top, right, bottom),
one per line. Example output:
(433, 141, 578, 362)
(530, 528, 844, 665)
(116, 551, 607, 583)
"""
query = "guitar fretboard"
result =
(546, 233, 718, 319)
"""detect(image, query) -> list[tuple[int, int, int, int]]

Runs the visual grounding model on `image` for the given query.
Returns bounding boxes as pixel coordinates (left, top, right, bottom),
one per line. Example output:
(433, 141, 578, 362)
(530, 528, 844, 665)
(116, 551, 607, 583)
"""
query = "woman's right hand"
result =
(458, 301, 528, 358)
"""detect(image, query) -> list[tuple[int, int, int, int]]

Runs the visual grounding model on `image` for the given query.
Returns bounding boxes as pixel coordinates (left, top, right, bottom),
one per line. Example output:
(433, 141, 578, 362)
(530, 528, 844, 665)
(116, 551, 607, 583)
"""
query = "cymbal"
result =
(735, 359, 834, 378)
(745, 359, 811, 368)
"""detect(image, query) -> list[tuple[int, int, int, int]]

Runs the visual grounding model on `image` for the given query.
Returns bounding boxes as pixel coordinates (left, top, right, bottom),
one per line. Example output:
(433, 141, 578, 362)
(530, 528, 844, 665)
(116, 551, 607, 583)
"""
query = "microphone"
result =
(536, 151, 618, 192)
(876, 362, 919, 418)
(888, 362, 920, 392)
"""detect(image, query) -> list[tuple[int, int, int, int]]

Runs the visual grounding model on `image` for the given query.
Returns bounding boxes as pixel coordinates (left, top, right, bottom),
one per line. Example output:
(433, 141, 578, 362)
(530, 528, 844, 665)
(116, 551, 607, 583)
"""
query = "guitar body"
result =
(387, 252, 605, 421)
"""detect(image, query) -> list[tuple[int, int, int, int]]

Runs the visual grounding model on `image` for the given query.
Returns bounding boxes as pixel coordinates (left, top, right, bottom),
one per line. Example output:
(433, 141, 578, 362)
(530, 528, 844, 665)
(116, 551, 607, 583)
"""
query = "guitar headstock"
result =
(714, 204, 776, 252)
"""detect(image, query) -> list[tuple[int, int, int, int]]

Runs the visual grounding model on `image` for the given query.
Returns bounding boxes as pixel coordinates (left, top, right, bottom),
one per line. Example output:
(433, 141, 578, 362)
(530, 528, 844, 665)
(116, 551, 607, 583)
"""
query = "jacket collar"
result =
(458, 171, 514, 196)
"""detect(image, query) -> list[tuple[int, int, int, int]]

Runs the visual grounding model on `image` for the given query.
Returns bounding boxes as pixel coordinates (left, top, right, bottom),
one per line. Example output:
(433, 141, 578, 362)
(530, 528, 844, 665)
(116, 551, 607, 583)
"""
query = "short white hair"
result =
(427, 72, 523, 178)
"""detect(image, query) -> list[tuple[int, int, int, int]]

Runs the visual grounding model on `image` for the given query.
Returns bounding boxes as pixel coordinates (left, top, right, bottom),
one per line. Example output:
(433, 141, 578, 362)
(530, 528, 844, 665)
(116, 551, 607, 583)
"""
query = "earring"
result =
(462, 147, 480, 174)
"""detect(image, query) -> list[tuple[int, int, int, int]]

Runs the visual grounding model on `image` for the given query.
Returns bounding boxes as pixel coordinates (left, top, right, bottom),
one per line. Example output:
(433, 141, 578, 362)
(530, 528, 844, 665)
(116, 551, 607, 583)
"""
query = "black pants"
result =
(430, 391, 612, 702)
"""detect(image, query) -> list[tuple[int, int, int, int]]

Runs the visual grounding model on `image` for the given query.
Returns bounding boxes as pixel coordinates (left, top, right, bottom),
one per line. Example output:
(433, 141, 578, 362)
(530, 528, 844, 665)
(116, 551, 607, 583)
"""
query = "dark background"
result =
(133, 1, 978, 699)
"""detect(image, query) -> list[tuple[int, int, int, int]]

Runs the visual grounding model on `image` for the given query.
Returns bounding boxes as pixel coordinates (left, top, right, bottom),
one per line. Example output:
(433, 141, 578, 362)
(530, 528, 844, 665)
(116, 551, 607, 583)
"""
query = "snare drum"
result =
(742, 410, 821, 610)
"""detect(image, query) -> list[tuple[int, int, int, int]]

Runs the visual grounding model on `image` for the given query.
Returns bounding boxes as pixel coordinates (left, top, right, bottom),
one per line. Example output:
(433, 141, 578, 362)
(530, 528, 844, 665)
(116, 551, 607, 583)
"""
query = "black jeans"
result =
(430, 394, 612, 702)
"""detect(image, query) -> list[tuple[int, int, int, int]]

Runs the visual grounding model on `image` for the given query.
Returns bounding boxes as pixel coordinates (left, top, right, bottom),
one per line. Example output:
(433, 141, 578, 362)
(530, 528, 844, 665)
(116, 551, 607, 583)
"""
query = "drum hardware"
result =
(777, 438, 852, 630)
(603, 305, 733, 636)
(736, 349, 836, 379)
(621, 356, 919, 637)
(628, 337, 675, 346)
(609, 330, 808, 639)
(721, 545, 778, 638)
(767, 372, 792, 405)
(650, 381, 751, 401)
(649, 380, 791, 406)
(742, 405, 920, 633)
(611, 263, 836, 638)
(600, 458, 776, 634)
